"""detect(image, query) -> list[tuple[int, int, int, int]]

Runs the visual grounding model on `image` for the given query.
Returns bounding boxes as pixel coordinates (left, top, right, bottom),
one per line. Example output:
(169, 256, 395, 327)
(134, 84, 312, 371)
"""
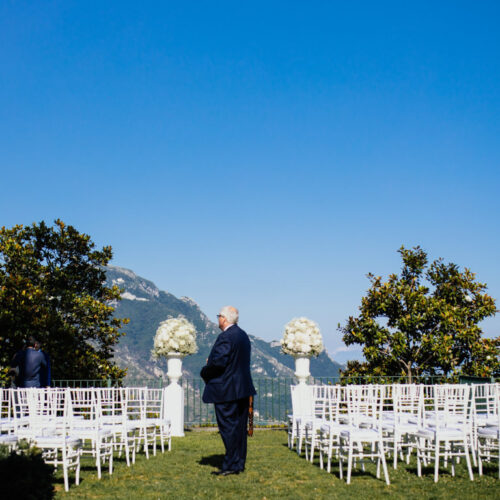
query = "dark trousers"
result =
(214, 397, 249, 472)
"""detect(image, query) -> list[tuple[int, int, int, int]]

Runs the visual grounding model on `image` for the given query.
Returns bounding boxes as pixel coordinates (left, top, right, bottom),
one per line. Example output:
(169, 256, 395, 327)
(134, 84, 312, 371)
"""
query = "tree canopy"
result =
(0, 220, 128, 382)
(339, 246, 499, 381)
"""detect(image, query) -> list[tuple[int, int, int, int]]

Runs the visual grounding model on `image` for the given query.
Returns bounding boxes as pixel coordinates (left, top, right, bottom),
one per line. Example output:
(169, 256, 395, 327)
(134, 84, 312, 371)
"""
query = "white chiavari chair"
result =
(304, 385, 330, 462)
(68, 387, 114, 478)
(477, 383, 500, 478)
(338, 385, 390, 485)
(99, 387, 136, 466)
(0, 388, 17, 450)
(13, 388, 82, 492)
(472, 383, 497, 465)
(318, 385, 347, 473)
(410, 384, 474, 483)
(122, 387, 156, 459)
(382, 384, 422, 469)
(145, 388, 171, 454)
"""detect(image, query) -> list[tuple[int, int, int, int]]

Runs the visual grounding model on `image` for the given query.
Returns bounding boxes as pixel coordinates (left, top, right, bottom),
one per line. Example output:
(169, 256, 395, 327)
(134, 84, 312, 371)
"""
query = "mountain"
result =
(106, 266, 343, 381)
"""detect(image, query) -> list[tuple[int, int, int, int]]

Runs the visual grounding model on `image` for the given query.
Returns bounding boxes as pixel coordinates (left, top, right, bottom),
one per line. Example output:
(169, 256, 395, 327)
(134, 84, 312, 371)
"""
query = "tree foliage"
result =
(0, 220, 128, 382)
(339, 246, 499, 381)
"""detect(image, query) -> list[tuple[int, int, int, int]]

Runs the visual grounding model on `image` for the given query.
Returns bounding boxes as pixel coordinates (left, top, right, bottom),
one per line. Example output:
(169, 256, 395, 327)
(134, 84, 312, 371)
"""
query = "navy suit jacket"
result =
(200, 324, 256, 404)
(12, 348, 47, 388)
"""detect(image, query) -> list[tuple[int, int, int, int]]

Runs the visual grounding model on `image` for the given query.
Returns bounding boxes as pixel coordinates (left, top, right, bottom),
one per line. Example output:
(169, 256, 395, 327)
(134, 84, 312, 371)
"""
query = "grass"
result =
(55, 430, 499, 499)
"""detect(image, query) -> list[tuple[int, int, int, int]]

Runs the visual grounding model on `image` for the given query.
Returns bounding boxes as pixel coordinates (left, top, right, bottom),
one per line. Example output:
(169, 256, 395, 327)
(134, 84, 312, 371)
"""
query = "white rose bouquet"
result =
(280, 317, 324, 357)
(152, 317, 198, 357)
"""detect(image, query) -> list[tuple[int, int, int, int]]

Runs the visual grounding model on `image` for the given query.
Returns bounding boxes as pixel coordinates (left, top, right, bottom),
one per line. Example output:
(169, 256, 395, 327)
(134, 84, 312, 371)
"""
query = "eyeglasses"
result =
(217, 314, 225, 319)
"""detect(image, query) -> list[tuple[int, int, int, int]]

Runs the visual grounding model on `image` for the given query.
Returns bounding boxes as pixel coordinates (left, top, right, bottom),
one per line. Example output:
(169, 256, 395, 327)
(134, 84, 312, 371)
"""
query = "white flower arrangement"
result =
(280, 317, 324, 357)
(152, 317, 198, 357)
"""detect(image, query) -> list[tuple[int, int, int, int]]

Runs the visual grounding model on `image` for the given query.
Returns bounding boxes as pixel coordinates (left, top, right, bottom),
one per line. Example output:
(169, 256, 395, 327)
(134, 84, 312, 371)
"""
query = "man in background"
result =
(35, 339, 51, 387)
(201, 306, 256, 476)
(11, 336, 48, 388)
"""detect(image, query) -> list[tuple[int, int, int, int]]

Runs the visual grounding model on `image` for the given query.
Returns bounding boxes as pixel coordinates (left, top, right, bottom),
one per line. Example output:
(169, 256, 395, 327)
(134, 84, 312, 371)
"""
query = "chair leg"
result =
(75, 450, 81, 485)
(380, 441, 390, 485)
(393, 434, 398, 469)
(124, 436, 131, 467)
(347, 441, 353, 485)
(477, 440, 483, 477)
(96, 445, 102, 479)
(62, 446, 70, 492)
(470, 433, 478, 467)
(464, 442, 474, 481)
(144, 429, 149, 459)
(415, 436, 423, 477)
(297, 426, 303, 455)
(310, 433, 316, 463)
(326, 438, 333, 473)
(434, 440, 440, 483)
(160, 428, 165, 453)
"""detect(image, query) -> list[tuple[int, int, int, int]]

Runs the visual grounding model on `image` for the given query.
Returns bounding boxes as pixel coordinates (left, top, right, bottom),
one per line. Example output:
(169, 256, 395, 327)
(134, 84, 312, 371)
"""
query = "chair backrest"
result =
(345, 384, 383, 428)
(472, 383, 497, 419)
(0, 388, 12, 420)
(121, 387, 148, 421)
(68, 388, 99, 421)
(98, 387, 124, 424)
(11, 388, 69, 436)
(393, 384, 422, 423)
(428, 384, 471, 430)
(145, 388, 164, 419)
(325, 385, 345, 423)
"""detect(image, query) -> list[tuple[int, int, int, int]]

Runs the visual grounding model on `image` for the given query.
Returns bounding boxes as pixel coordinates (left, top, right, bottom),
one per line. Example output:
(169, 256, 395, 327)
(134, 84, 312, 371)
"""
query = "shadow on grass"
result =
(406, 465, 468, 480)
(199, 454, 225, 468)
(478, 464, 500, 478)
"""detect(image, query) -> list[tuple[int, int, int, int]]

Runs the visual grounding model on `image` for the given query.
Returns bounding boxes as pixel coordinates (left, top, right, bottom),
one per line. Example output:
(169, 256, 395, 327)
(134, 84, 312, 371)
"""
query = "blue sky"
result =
(1, 1, 499, 363)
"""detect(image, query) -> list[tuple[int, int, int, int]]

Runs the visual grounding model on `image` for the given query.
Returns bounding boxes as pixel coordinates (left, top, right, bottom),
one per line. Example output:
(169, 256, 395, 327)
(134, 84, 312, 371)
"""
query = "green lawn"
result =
(55, 430, 499, 499)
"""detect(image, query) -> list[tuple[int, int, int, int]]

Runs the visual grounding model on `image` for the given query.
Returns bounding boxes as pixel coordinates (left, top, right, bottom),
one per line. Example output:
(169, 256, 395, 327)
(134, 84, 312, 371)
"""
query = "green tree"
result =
(339, 246, 499, 382)
(0, 220, 128, 383)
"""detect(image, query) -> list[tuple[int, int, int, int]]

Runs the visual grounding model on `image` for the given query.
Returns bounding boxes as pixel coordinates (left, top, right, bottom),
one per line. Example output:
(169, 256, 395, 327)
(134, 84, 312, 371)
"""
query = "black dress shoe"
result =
(211, 469, 240, 476)
(221, 470, 240, 476)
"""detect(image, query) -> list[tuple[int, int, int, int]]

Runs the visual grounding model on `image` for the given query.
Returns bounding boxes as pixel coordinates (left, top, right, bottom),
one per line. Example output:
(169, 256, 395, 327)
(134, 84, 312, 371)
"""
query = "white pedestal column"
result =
(164, 353, 185, 437)
(294, 355, 311, 385)
(293, 355, 312, 415)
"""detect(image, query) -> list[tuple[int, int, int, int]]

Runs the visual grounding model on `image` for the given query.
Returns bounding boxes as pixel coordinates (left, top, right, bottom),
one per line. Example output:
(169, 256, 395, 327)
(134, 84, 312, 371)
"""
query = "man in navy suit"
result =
(201, 306, 256, 476)
(11, 336, 48, 388)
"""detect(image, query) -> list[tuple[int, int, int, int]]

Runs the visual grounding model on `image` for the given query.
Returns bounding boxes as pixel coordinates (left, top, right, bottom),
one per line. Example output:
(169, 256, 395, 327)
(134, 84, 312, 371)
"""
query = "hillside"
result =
(106, 266, 342, 380)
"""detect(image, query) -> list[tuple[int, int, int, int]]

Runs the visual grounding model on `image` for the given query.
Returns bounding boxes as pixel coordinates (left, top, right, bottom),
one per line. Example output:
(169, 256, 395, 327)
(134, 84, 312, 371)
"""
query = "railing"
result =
(49, 374, 493, 426)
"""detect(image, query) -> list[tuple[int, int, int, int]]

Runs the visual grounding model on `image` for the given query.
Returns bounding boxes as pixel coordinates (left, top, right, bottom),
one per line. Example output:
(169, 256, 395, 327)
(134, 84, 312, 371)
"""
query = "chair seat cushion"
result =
(305, 418, 327, 429)
(477, 426, 499, 438)
(72, 426, 113, 438)
(0, 435, 18, 444)
(382, 421, 418, 433)
(34, 435, 82, 448)
(340, 426, 380, 440)
(413, 427, 464, 440)
(320, 422, 346, 434)
(148, 418, 171, 426)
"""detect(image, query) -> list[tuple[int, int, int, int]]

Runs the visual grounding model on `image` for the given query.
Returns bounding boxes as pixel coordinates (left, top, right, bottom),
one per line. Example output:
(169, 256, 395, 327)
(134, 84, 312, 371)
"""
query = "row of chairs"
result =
(0, 387, 172, 491)
(288, 383, 500, 484)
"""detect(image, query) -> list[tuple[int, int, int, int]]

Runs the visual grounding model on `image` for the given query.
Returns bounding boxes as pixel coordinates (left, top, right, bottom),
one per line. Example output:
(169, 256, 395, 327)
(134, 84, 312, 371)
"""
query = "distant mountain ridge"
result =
(106, 266, 342, 380)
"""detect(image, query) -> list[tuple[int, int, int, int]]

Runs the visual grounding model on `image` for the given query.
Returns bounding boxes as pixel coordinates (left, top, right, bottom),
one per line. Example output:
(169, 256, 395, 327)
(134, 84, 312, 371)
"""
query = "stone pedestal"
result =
(164, 353, 184, 437)
(294, 355, 311, 385)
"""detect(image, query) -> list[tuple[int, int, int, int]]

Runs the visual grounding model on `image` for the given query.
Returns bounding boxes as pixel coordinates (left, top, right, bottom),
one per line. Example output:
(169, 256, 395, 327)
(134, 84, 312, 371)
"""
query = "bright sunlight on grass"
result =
(54, 429, 499, 499)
